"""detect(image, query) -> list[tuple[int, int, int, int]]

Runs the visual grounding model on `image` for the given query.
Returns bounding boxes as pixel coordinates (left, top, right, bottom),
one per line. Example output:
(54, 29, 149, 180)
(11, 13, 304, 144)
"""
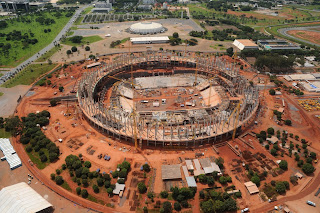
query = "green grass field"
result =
(0, 73, 3, 77)
(0, 128, 11, 138)
(1, 63, 58, 88)
(62, 35, 103, 46)
(36, 46, 62, 62)
(61, 181, 72, 192)
(26, 149, 50, 169)
(0, 11, 73, 67)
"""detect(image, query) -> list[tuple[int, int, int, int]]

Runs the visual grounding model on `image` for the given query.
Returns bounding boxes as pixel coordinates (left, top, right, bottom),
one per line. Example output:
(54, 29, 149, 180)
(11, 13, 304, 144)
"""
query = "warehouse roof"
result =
(0, 138, 22, 170)
(186, 176, 197, 187)
(0, 182, 53, 213)
(244, 181, 259, 194)
(161, 164, 182, 180)
(113, 183, 125, 195)
(234, 39, 258, 46)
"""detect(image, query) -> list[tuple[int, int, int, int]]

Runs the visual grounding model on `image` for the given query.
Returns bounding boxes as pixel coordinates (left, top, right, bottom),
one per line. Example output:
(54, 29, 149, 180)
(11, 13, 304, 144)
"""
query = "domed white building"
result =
(128, 22, 166, 35)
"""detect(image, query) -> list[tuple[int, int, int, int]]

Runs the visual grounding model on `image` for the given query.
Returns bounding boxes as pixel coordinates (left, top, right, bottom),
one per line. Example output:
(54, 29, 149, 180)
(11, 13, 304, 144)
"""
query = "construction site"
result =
(78, 51, 259, 148)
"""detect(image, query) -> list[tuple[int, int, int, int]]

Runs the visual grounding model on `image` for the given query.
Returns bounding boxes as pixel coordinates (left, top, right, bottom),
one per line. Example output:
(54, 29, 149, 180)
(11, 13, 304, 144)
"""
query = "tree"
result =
(93, 184, 99, 193)
(107, 187, 113, 196)
(215, 157, 224, 169)
(290, 176, 298, 184)
(283, 181, 289, 190)
(59, 86, 64, 92)
(285, 120, 292, 126)
(121, 161, 131, 170)
(279, 160, 288, 170)
(143, 163, 151, 172)
(251, 175, 260, 186)
(302, 163, 315, 175)
(269, 89, 276, 95)
(71, 46, 77, 52)
(275, 181, 286, 194)
(267, 127, 274, 135)
(198, 174, 207, 184)
(81, 189, 88, 198)
(49, 152, 58, 162)
(50, 99, 58, 106)
(85, 46, 90, 51)
(207, 176, 215, 186)
(82, 179, 88, 187)
(224, 198, 237, 211)
(26, 145, 32, 152)
(51, 173, 55, 180)
(219, 176, 227, 184)
(271, 148, 277, 156)
(70, 36, 83, 43)
(201, 199, 214, 213)
(226, 47, 234, 56)
(81, 160, 90, 168)
(174, 202, 181, 211)
(40, 154, 48, 162)
(265, 144, 270, 150)
(160, 191, 168, 198)
(55, 175, 64, 185)
(137, 182, 147, 193)
(76, 187, 81, 195)
(173, 32, 179, 38)
(97, 178, 104, 187)
(310, 152, 317, 159)
(163, 201, 172, 213)
(66, 50, 72, 55)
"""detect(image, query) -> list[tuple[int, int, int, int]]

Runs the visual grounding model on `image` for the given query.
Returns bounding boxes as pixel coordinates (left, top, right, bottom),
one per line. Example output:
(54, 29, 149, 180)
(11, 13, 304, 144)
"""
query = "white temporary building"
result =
(113, 183, 125, 195)
(0, 138, 22, 170)
(130, 36, 170, 44)
(186, 176, 197, 188)
(0, 182, 53, 213)
(185, 160, 194, 171)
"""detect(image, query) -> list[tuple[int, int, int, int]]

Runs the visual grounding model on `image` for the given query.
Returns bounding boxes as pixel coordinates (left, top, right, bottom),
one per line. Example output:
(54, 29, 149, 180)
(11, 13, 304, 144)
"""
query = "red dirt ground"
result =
(287, 30, 320, 45)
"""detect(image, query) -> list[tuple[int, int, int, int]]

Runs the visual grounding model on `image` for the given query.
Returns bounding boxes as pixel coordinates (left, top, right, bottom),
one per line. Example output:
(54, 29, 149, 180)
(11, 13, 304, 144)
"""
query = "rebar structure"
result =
(78, 51, 259, 148)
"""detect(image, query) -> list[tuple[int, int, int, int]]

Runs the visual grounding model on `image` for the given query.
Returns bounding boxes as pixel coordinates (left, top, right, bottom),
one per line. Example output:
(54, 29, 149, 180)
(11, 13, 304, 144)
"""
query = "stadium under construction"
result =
(77, 51, 259, 148)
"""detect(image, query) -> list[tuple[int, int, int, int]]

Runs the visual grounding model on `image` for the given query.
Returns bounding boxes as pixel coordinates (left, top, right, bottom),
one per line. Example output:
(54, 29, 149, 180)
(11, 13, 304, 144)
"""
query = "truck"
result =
(306, 200, 316, 207)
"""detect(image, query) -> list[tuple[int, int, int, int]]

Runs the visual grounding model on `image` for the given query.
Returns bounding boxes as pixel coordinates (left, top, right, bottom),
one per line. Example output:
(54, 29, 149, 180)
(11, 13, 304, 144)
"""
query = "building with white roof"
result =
(130, 36, 169, 44)
(0, 182, 53, 213)
(129, 22, 166, 35)
(113, 183, 125, 195)
(0, 138, 22, 170)
(233, 39, 258, 51)
(186, 176, 197, 188)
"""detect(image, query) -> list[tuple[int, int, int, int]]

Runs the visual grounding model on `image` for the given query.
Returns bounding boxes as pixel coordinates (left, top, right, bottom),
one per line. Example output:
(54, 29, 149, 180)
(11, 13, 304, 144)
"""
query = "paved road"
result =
(0, 5, 90, 85)
(278, 26, 320, 47)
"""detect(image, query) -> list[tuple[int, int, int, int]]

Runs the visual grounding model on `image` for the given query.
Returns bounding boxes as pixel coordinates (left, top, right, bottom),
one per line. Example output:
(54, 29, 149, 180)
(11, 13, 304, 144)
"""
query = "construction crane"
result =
(194, 53, 198, 86)
(223, 100, 242, 142)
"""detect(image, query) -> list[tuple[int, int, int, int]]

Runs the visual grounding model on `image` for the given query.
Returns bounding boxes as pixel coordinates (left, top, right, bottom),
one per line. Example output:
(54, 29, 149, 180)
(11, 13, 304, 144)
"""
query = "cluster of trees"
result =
(35, 17, 56, 25)
(207, 1, 234, 12)
(200, 189, 238, 213)
(169, 32, 182, 46)
(185, 38, 198, 46)
(255, 54, 295, 72)
(69, 36, 83, 44)
(57, 0, 93, 4)
(110, 40, 122, 48)
(0, 20, 8, 29)
(38, 72, 54, 87)
(158, 187, 196, 212)
(64, 154, 117, 196)
(20, 111, 60, 162)
(44, 29, 52, 33)
(0, 30, 38, 49)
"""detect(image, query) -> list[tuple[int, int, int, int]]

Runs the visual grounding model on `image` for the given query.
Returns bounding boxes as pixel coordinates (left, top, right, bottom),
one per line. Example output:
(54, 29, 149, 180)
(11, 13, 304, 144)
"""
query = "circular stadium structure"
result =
(128, 22, 166, 34)
(78, 51, 259, 148)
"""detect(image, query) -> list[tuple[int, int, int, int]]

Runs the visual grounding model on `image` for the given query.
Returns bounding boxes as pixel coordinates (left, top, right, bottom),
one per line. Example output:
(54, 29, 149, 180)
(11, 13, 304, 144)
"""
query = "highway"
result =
(0, 5, 90, 85)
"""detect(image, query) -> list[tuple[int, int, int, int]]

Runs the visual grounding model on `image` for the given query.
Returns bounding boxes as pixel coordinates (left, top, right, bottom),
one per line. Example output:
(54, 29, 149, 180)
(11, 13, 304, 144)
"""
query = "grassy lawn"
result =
(61, 35, 103, 46)
(61, 181, 72, 192)
(0, 92, 3, 97)
(36, 46, 62, 62)
(0, 73, 3, 77)
(1, 63, 58, 88)
(0, 11, 73, 67)
(26, 149, 49, 170)
(83, 6, 93, 15)
(0, 128, 11, 138)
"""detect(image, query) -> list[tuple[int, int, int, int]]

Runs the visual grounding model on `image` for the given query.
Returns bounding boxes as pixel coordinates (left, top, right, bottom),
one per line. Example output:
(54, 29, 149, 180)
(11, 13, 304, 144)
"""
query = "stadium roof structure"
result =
(161, 164, 182, 180)
(0, 182, 53, 213)
(129, 22, 166, 34)
(0, 138, 22, 170)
